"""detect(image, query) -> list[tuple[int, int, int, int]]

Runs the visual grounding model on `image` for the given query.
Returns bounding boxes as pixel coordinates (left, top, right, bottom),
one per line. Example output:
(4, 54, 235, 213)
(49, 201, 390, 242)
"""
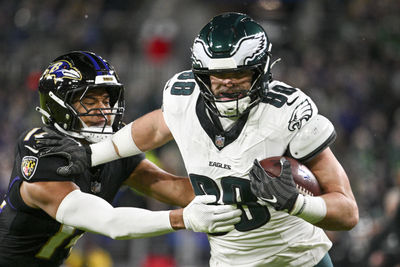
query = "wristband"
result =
(90, 138, 119, 166)
(89, 122, 142, 166)
(289, 194, 327, 224)
(112, 122, 142, 157)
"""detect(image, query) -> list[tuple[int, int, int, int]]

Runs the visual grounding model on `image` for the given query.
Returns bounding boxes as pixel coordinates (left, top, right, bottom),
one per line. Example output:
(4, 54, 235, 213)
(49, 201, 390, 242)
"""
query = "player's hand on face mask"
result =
(249, 158, 299, 212)
(34, 128, 92, 176)
(183, 195, 242, 233)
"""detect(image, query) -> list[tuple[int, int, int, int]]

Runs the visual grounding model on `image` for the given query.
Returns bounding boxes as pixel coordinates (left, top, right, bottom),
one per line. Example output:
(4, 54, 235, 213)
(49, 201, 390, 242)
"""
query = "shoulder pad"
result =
(17, 127, 73, 182)
(19, 127, 48, 144)
(164, 70, 195, 94)
(288, 115, 336, 162)
(17, 128, 47, 154)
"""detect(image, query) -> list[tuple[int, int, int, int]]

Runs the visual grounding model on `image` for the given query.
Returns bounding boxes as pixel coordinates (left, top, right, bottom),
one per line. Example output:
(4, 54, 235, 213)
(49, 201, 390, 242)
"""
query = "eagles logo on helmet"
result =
(36, 51, 125, 143)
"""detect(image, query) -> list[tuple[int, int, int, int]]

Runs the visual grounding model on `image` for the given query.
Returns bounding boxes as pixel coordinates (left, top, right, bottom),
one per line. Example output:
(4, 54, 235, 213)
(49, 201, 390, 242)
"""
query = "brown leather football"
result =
(258, 156, 322, 196)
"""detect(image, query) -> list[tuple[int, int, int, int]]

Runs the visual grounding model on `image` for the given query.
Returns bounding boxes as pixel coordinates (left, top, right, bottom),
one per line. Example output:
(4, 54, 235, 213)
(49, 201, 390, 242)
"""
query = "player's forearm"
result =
(150, 180, 194, 207)
(169, 209, 185, 229)
(290, 188, 358, 230)
(90, 110, 172, 167)
(131, 175, 194, 207)
(305, 149, 359, 230)
(89, 122, 141, 166)
(130, 165, 194, 207)
(56, 190, 176, 239)
(315, 192, 359, 230)
(131, 109, 173, 151)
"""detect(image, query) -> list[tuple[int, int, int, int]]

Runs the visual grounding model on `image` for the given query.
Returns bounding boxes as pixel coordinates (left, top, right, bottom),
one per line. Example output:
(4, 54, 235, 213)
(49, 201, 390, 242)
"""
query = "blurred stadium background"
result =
(1, 0, 400, 266)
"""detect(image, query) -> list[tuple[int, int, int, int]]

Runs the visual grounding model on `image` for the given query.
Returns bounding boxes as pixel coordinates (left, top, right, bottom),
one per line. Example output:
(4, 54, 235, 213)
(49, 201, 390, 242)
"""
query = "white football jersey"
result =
(162, 70, 333, 267)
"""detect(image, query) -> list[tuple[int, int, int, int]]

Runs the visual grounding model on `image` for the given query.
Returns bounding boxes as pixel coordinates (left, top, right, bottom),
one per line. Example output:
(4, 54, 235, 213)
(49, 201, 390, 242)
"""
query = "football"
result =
(258, 156, 322, 196)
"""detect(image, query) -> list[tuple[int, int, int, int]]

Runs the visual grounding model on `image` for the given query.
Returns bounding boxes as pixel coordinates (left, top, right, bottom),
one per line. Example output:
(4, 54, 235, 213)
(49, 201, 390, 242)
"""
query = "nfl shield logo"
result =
(215, 135, 225, 148)
(21, 156, 38, 180)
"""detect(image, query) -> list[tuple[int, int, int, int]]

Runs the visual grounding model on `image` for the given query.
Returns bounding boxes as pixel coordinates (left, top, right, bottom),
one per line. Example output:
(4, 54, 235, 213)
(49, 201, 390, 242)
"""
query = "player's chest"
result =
(75, 166, 121, 201)
(181, 123, 289, 180)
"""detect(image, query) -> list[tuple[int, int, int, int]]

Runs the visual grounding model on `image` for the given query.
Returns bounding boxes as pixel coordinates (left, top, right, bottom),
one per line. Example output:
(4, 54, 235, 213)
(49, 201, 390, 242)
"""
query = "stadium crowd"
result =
(0, 0, 399, 266)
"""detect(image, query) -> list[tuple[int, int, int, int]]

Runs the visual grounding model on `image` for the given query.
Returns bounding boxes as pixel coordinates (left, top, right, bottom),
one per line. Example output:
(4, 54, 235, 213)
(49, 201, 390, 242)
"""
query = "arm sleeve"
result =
(56, 190, 174, 240)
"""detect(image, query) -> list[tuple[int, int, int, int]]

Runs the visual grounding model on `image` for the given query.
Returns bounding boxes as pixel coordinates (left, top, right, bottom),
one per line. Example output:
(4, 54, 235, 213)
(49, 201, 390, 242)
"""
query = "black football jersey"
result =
(0, 127, 145, 267)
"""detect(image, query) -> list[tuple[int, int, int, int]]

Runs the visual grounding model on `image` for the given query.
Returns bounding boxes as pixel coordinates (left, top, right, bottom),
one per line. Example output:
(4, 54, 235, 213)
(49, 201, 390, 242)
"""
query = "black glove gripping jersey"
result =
(0, 127, 145, 267)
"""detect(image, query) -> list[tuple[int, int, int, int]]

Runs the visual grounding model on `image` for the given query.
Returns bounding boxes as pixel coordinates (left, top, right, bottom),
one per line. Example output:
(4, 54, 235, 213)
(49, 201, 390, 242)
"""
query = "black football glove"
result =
(35, 128, 92, 176)
(249, 157, 299, 212)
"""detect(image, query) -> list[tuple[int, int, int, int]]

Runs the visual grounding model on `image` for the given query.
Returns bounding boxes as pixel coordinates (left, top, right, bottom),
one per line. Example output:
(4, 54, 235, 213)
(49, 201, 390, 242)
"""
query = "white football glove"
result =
(183, 195, 242, 233)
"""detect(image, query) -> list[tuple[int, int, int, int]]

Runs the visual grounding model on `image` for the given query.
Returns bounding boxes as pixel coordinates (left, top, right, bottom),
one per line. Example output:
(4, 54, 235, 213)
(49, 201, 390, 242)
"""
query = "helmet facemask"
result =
(67, 85, 124, 143)
(194, 64, 267, 118)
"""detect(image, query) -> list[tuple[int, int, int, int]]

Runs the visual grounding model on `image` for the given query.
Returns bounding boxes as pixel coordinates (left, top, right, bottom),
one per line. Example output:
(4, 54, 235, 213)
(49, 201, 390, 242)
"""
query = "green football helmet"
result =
(191, 12, 272, 118)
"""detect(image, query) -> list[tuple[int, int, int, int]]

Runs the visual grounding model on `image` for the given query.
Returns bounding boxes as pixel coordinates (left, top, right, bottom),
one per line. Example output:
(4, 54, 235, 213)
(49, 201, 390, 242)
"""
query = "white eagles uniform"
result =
(162, 70, 334, 267)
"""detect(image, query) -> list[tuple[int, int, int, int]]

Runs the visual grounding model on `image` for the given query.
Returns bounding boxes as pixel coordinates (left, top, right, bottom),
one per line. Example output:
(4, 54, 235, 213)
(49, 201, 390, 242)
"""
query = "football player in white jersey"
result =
(39, 13, 358, 267)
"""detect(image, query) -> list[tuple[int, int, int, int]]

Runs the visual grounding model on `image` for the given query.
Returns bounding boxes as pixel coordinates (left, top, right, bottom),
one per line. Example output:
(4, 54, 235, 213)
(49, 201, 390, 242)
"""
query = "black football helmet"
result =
(37, 51, 125, 143)
(191, 12, 272, 118)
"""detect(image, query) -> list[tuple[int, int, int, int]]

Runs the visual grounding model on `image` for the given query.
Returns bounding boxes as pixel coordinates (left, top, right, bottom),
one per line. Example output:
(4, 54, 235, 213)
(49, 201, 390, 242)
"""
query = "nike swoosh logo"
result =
(25, 145, 39, 154)
(286, 96, 299, 106)
(259, 195, 277, 203)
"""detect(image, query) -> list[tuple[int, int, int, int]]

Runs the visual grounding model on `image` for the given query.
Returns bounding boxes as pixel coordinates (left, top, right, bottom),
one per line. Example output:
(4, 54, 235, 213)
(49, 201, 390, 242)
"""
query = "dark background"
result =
(1, 0, 399, 266)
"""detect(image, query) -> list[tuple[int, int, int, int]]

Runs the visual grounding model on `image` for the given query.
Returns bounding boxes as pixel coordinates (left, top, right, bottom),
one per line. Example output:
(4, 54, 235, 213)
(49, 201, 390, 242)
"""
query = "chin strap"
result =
(215, 96, 251, 117)
(36, 106, 53, 125)
(54, 123, 113, 144)
(270, 58, 281, 69)
(53, 123, 84, 139)
(80, 129, 113, 143)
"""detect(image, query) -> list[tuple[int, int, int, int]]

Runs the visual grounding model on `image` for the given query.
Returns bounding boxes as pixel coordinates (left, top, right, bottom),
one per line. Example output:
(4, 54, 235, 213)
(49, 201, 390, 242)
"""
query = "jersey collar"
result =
(195, 95, 249, 150)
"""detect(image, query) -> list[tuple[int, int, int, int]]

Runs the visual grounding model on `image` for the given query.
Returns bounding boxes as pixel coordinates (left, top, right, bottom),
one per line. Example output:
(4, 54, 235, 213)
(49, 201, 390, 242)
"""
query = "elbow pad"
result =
(288, 115, 336, 162)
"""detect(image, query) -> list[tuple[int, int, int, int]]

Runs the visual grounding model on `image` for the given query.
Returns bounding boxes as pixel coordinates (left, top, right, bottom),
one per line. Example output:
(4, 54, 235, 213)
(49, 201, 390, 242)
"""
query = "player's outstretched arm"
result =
(90, 108, 172, 166)
(36, 109, 171, 176)
(124, 159, 195, 207)
(20, 181, 242, 239)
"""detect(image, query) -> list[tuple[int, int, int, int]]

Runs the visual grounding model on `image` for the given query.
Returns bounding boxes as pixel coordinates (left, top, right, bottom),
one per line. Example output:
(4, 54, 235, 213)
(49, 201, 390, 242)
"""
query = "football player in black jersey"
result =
(0, 51, 242, 267)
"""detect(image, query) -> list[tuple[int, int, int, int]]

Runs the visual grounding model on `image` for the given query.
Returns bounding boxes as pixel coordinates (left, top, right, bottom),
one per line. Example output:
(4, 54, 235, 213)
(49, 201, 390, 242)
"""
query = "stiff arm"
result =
(90, 109, 171, 166)
(20, 179, 241, 239)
